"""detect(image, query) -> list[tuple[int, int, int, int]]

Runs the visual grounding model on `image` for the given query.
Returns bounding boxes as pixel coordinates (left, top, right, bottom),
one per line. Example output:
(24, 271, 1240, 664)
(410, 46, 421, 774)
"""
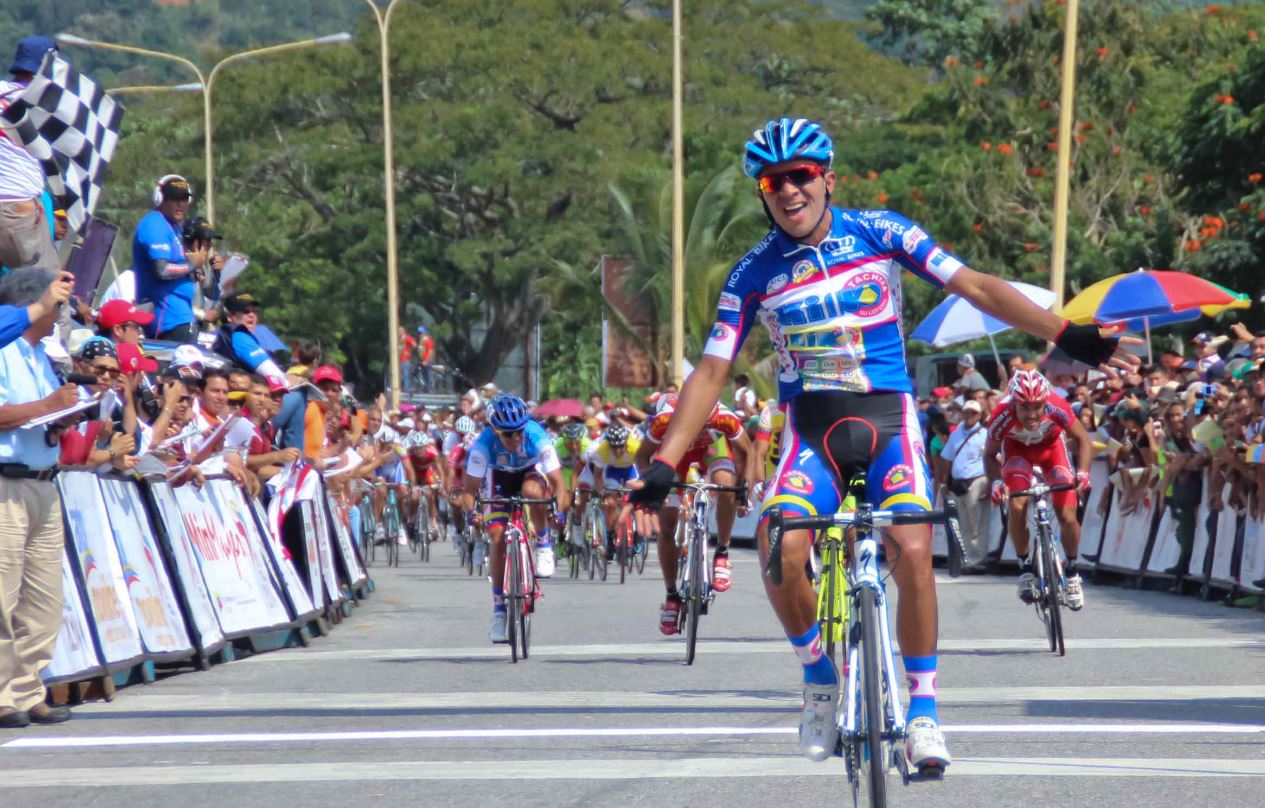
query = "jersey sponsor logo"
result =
(822, 235, 856, 259)
(841, 270, 890, 319)
(786, 325, 864, 352)
(882, 463, 914, 492)
(766, 273, 790, 294)
(926, 247, 962, 277)
(783, 470, 814, 494)
(860, 210, 884, 219)
(773, 278, 888, 329)
(709, 322, 736, 342)
(792, 259, 817, 284)
(728, 231, 778, 288)
(497, 454, 511, 466)
(718, 291, 741, 311)
(902, 226, 927, 254)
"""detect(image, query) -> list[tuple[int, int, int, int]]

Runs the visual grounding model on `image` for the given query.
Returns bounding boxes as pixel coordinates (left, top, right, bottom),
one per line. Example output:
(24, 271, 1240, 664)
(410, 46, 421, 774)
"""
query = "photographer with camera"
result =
(132, 175, 223, 344)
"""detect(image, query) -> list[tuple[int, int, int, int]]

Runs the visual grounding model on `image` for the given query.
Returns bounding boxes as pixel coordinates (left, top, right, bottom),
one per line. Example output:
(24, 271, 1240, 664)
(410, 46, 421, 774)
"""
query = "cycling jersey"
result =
(755, 402, 786, 479)
(554, 436, 592, 465)
(703, 208, 964, 400)
(465, 420, 560, 479)
(646, 402, 744, 453)
(986, 393, 1075, 448)
(590, 433, 642, 469)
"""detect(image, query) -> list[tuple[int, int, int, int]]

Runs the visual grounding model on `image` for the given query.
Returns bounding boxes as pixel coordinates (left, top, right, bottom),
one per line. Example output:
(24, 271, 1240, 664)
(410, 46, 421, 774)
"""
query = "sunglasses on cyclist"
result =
(494, 427, 524, 439)
(756, 164, 826, 195)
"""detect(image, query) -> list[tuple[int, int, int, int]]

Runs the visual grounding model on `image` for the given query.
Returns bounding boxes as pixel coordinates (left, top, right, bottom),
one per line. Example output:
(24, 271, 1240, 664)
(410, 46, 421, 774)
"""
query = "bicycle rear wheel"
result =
(858, 586, 888, 807)
(1040, 527, 1065, 657)
(519, 542, 533, 660)
(634, 530, 647, 574)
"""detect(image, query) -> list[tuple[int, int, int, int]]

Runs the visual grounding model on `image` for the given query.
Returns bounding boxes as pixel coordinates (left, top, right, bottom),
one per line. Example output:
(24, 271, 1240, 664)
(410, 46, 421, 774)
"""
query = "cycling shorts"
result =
(481, 468, 546, 527)
(761, 390, 933, 521)
(1002, 437, 1076, 510)
(602, 463, 640, 489)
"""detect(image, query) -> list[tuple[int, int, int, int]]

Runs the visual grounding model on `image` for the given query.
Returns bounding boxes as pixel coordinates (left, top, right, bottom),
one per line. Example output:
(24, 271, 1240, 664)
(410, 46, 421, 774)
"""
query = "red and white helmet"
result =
(1009, 368, 1051, 404)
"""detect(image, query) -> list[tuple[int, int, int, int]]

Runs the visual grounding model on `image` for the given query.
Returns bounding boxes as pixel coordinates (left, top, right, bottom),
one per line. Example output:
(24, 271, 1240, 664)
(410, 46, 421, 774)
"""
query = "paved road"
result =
(2, 542, 1264, 807)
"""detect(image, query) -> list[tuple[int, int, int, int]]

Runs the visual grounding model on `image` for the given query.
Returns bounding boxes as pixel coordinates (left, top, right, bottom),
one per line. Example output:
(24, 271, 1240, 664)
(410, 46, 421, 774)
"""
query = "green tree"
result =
(866, 0, 998, 68)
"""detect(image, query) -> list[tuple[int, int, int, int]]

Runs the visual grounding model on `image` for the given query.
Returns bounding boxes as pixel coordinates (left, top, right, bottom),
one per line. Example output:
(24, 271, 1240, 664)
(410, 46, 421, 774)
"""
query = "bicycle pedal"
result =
(914, 762, 945, 781)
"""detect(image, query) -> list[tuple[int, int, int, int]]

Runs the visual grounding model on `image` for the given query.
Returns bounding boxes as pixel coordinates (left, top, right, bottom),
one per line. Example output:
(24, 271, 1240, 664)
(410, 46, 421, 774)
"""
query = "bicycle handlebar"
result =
(670, 481, 749, 497)
(476, 496, 556, 508)
(764, 502, 960, 586)
(1009, 482, 1078, 498)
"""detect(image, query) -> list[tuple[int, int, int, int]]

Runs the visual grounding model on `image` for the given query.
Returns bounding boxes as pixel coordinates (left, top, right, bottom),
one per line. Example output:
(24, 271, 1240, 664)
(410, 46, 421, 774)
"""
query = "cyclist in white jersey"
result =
(630, 116, 1140, 773)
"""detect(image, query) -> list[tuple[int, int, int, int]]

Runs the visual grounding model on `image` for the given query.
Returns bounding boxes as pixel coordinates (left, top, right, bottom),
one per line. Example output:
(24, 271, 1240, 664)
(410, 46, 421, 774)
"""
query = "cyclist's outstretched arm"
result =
(655, 355, 731, 465)
(546, 467, 570, 513)
(983, 436, 1003, 490)
(1065, 415, 1094, 476)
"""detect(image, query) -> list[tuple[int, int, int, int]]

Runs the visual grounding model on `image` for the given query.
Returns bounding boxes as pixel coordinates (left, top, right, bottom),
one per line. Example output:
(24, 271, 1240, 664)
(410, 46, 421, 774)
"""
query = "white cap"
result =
(962, 400, 982, 414)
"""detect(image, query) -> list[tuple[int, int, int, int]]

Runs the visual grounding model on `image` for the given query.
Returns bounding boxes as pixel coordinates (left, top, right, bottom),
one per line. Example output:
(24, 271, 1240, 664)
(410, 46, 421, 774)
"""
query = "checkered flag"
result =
(0, 49, 122, 234)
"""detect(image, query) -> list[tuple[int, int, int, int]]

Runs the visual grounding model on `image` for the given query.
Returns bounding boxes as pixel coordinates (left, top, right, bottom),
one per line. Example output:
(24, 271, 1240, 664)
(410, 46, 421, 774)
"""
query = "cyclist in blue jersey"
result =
(630, 117, 1140, 773)
(461, 394, 570, 644)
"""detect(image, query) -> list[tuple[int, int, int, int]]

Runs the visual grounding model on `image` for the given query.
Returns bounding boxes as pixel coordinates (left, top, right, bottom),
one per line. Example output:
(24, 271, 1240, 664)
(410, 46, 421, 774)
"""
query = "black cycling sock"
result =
(1019, 557, 1033, 573)
(1065, 556, 1078, 575)
(714, 545, 729, 558)
(665, 586, 681, 602)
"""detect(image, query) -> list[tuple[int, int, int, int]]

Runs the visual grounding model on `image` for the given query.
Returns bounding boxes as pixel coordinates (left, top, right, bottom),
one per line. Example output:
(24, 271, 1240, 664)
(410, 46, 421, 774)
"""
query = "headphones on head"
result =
(152, 174, 193, 208)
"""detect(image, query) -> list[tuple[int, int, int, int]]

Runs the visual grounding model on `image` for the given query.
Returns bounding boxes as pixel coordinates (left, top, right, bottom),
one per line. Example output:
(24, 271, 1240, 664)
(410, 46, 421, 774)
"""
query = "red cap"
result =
(116, 342, 158, 374)
(266, 375, 289, 394)
(97, 299, 154, 329)
(932, 386, 953, 398)
(313, 365, 343, 384)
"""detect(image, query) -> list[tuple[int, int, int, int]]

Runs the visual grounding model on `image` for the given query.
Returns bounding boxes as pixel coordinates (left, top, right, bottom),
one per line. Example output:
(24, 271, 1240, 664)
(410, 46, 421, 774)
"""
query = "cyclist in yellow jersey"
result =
(591, 425, 648, 556)
(750, 401, 786, 507)
(556, 422, 592, 523)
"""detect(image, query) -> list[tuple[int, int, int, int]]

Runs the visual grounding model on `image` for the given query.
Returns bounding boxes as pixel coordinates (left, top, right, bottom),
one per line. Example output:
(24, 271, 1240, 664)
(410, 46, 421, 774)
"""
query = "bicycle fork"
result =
(841, 534, 906, 754)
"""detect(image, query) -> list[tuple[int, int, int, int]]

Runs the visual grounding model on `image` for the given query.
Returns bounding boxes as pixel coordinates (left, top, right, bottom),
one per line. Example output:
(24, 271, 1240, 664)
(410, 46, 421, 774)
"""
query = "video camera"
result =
(181, 216, 222, 247)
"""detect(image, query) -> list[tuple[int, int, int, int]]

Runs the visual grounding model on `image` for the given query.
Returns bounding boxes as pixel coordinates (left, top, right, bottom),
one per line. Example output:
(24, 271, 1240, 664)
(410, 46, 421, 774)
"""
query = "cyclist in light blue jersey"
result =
(631, 116, 1140, 773)
(461, 394, 570, 644)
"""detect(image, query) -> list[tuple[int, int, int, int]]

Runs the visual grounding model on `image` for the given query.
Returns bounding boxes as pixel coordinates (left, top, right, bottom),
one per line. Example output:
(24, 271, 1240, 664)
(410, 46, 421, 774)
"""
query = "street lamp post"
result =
(364, 0, 407, 408)
(670, 0, 685, 386)
(1049, 0, 1080, 313)
(57, 32, 352, 226)
(203, 34, 352, 225)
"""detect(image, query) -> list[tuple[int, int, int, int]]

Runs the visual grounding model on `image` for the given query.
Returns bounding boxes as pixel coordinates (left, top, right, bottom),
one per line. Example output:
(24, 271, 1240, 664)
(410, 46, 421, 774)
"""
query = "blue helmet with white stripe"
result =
(488, 393, 531, 431)
(743, 117, 834, 179)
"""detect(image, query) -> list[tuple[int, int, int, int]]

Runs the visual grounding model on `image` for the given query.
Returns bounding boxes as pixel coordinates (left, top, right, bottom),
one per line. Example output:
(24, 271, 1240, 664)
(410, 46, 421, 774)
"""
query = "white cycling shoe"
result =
(906, 716, 951, 775)
(799, 682, 840, 762)
(489, 611, 508, 644)
(535, 545, 555, 578)
(1066, 574, 1085, 611)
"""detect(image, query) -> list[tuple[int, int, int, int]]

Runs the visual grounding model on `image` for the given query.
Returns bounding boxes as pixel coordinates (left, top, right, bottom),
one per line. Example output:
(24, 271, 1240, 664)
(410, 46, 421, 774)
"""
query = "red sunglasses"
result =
(757, 164, 827, 195)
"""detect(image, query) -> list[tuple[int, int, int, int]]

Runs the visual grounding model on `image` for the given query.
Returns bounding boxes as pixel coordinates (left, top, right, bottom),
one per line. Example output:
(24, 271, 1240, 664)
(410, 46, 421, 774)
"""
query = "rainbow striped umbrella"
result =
(1061, 269, 1247, 363)
(1062, 269, 1244, 325)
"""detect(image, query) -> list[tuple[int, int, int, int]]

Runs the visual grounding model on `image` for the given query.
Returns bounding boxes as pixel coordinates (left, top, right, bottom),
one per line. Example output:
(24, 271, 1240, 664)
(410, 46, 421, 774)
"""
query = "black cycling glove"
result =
(1055, 321, 1118, 367)
(629, 458, 678, 509)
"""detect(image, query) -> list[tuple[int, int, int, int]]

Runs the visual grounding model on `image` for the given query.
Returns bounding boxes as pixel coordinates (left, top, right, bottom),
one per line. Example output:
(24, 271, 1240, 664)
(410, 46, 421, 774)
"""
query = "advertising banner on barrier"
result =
(58, 471, 145, 668)
(301, 501, 343, 603)
(324, 492, 367, 587)
(98, 477, 193, 658)
(245, 495, 317, 620)
(43, 551, 104, 683)
(1241, 516, 1265, 593)
(173, 479, 292, 636)
(1210, 489, 1240, 585)
(1078, 461, 1109, 559)
(146, 481, 226, 652)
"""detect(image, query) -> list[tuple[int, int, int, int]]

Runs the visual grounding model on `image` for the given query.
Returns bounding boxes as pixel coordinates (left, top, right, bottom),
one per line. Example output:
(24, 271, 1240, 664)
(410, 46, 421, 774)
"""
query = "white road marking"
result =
(1, 756, 1262, 787)
(6, 722, 1264, 750)
(234, 636, 1265, 662)
(61, 684, 1265, 715)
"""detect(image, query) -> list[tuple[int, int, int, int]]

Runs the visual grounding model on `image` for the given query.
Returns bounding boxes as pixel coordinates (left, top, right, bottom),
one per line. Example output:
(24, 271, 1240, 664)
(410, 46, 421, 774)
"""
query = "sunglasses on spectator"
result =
(757, 164, 826, 195)
(91, 364, 121, 379)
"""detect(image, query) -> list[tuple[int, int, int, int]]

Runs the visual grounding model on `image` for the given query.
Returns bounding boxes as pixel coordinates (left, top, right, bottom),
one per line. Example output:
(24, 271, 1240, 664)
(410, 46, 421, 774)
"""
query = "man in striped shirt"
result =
(0, 37, 59, 275)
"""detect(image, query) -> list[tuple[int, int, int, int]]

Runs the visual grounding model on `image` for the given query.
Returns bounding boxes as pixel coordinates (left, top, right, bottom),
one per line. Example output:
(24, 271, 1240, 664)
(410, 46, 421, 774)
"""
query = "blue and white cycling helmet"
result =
(488, 393, 531, 431)
(454, 415, 477, 435)
(743, 117, 834, 179)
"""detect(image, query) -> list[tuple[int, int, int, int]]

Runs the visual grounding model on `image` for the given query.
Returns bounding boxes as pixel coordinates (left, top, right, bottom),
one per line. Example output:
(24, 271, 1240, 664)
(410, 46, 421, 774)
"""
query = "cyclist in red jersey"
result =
(405, 432, 442, 537)
(635, 394, 752, 633)
(983, 369, 1093, 610)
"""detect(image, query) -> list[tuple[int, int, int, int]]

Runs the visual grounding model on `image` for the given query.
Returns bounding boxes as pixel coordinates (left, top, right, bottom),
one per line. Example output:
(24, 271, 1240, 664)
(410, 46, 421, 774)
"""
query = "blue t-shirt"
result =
(132, 209, 194, 336)
(703, 208, 965, 401)
(231, 330, 271, 372)
(464, 420, 561, 478)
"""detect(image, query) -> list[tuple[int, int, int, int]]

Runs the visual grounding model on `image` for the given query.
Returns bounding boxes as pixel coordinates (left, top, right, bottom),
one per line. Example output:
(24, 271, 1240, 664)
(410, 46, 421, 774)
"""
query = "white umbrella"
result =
(911, 281, 1058, 365)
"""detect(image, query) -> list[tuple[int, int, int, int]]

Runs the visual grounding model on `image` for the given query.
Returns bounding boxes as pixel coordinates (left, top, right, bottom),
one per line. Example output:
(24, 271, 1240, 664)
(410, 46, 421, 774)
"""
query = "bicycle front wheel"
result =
(1039, 527, 1065, 656)
(508, 538, 522, 664)
(519, 541, 532, 661)
(684, 526, 705, 665)
(859, 586, 889, 807)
